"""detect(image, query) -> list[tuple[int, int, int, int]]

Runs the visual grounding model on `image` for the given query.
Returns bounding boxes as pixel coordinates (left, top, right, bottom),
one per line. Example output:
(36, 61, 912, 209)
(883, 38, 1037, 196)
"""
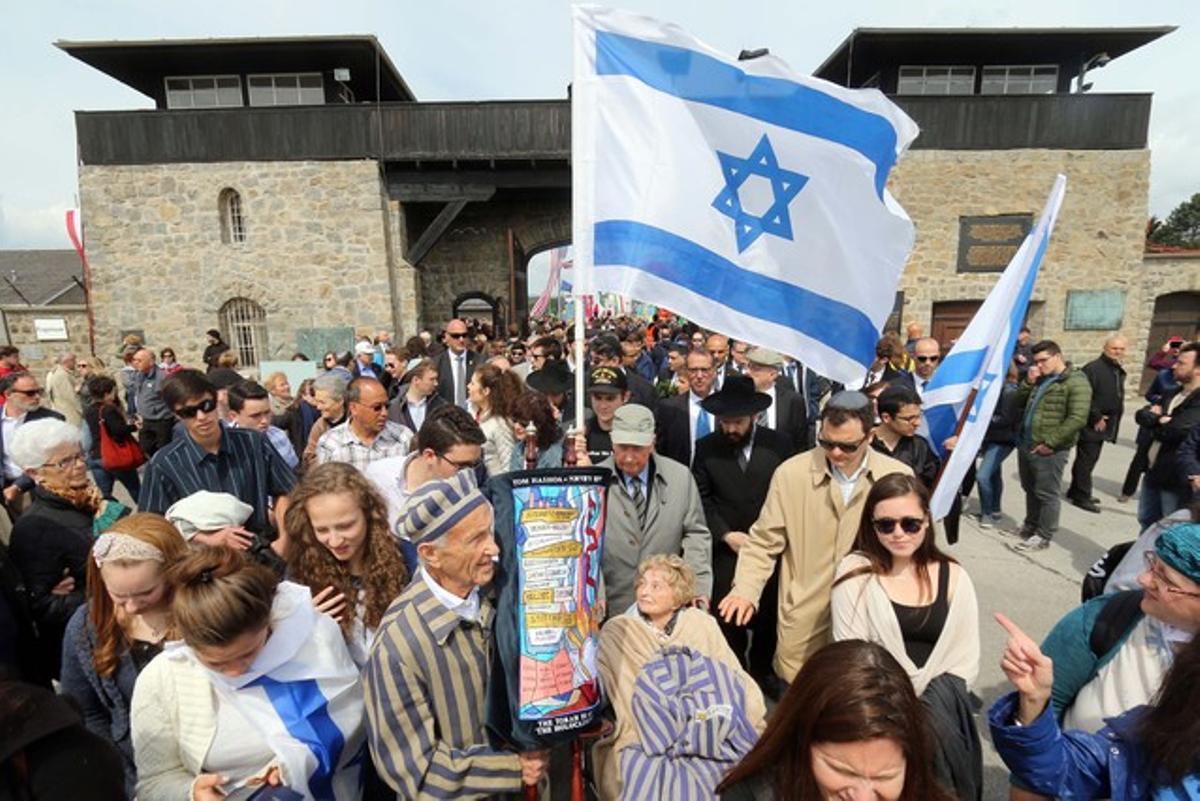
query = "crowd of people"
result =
(1, 314, 1198, 800)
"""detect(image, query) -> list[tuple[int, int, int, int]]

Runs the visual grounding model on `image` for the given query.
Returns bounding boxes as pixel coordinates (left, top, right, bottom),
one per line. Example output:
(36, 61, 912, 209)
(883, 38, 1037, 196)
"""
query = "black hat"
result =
(587, 366, 627, 394)
(701, 374, 771, 417)
(527, 360, 572, 395)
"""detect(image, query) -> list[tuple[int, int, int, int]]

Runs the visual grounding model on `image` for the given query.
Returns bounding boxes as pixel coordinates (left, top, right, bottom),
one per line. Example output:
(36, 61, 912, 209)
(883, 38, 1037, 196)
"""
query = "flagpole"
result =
(929, 387, 978, 496)
(573, 290, 586, 438)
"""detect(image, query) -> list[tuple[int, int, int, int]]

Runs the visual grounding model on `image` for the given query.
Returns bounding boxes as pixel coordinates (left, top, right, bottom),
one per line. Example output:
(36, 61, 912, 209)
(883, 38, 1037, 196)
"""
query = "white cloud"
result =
(0, 199, 72, 250)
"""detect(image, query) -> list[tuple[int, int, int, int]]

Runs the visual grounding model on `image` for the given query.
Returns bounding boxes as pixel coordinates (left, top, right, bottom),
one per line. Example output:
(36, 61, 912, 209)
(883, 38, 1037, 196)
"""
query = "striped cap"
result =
(398, 469, 491, 546)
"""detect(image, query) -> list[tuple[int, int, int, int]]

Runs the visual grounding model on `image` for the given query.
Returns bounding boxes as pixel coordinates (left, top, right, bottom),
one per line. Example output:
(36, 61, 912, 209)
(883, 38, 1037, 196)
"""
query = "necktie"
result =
(631, 476, 647, 526)
(696, 407, 711, 440)
(454, 356, 466, 407)
(757, 409, 769, 428)
(737, 448, 749, 473)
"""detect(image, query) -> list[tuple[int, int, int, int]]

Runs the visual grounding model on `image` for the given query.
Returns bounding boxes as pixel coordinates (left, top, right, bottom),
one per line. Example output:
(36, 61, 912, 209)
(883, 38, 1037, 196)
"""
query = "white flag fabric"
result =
(571, 6, 919, 384)
(166, 581, 365, 800)
(926, 176, 1067, 520)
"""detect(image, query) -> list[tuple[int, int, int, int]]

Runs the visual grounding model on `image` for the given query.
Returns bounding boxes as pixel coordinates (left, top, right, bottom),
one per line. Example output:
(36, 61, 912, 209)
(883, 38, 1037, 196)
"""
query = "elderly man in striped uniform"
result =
(364, 470, 549, 798)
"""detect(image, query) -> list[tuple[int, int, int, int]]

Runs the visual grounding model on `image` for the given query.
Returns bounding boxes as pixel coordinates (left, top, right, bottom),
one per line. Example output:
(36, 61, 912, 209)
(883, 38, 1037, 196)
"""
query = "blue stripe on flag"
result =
(593, 219, 877, 363)
(253, 676, 344, 801)
(932, 347, 989, 389)
(594, 31, 899, 197)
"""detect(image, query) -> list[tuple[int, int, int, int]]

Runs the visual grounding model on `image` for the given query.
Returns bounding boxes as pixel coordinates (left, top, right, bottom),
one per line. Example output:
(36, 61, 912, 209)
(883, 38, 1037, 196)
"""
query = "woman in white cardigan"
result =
(130, 546, 364, 801)
(831, 473, 983, 801)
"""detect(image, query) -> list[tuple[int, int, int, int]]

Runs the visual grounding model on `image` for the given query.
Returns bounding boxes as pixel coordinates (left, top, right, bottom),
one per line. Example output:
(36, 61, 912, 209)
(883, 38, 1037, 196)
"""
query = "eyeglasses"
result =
(818, 436, 867, 453)
(1143, 551, 1200, 598)
(42, 451, 86, 470)
(1032, 356, 1053, 366)
(356, 402, 387, 413)
(914, 355, 940, 364)
(174, 397, 218, 418)
(447, 332, 467, 339)
(10, 387, 43, 397)
(895, 413, 922, 425)
(438, 453, 482, 471)
(873, 516, 925, 535)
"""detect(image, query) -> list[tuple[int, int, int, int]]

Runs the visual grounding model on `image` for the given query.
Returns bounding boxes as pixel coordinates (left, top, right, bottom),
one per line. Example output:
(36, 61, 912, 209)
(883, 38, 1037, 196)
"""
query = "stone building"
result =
(60, 27, 1197, 392)
(0, 250, 88, 371)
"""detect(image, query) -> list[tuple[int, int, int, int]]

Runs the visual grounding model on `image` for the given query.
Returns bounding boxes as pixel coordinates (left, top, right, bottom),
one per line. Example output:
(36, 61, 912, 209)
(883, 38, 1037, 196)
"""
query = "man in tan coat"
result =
(718, 391, 911, 682)
(44, 351, 83, 426)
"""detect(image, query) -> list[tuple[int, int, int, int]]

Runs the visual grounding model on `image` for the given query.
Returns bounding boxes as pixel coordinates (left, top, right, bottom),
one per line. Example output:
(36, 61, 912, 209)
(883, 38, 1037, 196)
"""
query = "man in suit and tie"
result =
(692, 375, 793, 689)
(434, 318, 478, 408)
(598, 404, 712, 617)
(705, 333, 739, 391)
(655, 348, 717, 466)
(745, 346, 810, 452)
(912, 337, 942, 397)
(780, 357, 829, 446)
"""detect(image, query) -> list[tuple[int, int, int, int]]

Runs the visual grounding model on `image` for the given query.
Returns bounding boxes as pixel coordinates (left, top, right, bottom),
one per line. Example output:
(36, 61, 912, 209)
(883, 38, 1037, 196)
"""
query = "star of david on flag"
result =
(571, 6, 920, 385)
(712, 134, 808, 252)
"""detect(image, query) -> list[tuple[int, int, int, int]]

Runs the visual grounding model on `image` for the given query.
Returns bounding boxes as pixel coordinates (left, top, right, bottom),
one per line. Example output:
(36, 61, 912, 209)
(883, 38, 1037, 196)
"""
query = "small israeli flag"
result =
(926, 176, 1067, 519)
(571, 6, 919, 384)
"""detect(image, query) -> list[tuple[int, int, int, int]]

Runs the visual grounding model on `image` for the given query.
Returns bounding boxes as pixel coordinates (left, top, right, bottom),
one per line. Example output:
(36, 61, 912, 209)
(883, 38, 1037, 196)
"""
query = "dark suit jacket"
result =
(388, 391, 448, 433)
(351, 360, 393, 395)
(655, 394, 692, 466)
(624, 369, 659, 412)
(768, 385, 811, 452)
(1080, 355, 1126, 443)
(1, 407, 65, 491)
(692, 425, 793, 543)
(434, 349, 478, 405)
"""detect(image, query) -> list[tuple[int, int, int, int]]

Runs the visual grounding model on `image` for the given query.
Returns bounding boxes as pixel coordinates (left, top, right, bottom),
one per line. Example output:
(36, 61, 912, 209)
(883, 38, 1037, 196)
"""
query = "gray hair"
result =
(313, 373, 348, 402)
(10, 418, 82, 470)
(57, 351, 76, 365)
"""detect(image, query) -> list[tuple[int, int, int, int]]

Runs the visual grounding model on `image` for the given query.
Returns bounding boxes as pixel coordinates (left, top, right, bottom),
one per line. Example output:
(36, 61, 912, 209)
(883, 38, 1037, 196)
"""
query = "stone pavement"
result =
(952, 409, 1149, 799)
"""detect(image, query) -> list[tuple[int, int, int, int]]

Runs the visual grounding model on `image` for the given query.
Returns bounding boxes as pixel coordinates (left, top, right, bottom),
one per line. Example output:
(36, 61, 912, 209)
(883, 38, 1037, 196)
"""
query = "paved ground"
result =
(957, 409, 1146, 799)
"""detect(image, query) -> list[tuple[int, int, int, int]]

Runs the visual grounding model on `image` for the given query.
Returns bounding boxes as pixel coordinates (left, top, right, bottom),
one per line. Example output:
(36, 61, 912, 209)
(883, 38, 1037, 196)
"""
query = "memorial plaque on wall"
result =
(957, 214, 1033, 273)
(1064, 289, 1126, 331)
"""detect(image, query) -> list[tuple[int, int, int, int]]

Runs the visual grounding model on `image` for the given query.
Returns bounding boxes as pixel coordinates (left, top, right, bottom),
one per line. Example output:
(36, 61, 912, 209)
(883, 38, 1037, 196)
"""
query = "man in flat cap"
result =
(599, 404, 712, 617)
(745, 346, 810, 453)
(364, 470, 548, 798)
(719, 391, 911, 681)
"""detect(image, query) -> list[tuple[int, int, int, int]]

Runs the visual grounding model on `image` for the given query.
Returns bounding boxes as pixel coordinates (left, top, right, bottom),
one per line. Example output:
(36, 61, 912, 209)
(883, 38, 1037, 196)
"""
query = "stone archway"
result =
(453, 291, 500, 331)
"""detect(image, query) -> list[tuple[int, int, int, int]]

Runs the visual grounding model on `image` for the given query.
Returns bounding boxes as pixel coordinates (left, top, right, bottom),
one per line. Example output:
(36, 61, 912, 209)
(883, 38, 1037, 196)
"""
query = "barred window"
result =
(219, 298, 267, 368)
(219, 188, 245, 244)
(897, 66, 975, 96)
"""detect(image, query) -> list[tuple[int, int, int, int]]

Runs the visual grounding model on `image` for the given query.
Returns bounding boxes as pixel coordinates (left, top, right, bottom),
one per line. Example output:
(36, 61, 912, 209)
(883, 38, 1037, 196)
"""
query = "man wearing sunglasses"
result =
(718, 391, 911, 682)
(0, 372, 64, 512)
(139, 369, 296, 556)
(316, 377, 413, 471)
(434, 319, 478, 409)
(912, 337, 942, 396)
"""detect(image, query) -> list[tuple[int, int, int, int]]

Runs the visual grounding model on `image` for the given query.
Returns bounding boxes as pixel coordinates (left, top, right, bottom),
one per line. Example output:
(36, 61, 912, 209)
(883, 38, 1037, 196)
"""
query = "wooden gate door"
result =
(1140, 291, 1200, 392)
(931, 300, 982, 350)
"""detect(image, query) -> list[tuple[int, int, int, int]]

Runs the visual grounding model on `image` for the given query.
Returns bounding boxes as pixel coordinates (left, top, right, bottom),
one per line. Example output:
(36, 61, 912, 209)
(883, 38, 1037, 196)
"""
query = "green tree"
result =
(1149, 193, 1200, 247)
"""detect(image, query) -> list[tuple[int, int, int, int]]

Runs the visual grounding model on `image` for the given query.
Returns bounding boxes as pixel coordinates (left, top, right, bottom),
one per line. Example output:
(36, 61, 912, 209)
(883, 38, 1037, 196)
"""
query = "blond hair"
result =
(635, 554, 696, 608)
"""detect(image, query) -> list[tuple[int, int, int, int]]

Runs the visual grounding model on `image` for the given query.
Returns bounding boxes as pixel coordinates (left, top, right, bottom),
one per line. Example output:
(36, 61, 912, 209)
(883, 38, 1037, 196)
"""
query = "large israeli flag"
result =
(571, 6, 919, 384)
(926, 176, 1067, 520)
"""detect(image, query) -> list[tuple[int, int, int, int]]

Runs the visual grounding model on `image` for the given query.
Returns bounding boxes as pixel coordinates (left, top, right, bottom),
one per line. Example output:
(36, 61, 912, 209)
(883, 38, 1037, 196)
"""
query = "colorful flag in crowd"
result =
(571, 6, 919, 384)
(531, 246, 569, 317)
(926, 175, 1067, 520)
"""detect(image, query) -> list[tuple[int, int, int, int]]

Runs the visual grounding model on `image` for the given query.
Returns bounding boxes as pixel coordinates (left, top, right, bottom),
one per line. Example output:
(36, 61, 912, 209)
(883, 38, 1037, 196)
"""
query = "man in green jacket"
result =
(1009, 340, 1093, 553)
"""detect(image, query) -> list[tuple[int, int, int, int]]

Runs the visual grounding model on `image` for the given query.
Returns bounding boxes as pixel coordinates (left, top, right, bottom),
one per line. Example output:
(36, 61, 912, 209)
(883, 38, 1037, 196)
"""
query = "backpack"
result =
(1081, 540, 1135, 602)
(1088, 589, 1145, 659)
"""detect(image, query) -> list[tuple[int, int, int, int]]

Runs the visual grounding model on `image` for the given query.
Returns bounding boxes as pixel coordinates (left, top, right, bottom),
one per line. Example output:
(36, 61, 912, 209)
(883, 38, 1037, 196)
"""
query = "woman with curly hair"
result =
(284, 461, 410, 667)
(59, 513, 188, 797)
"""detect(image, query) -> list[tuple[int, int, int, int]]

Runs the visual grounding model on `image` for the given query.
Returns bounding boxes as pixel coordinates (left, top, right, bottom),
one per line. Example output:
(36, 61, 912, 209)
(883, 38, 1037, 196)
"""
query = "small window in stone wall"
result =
(957, 214, 1032, 273)
(219, 297, 267, 367)
(219, 188, 246, 244)
(1064, 289, 1126, 331)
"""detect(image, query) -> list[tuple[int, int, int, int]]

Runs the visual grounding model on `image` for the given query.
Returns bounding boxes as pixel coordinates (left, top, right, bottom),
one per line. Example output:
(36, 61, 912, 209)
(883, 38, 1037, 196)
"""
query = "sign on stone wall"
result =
(34, 318, 68, 341)
(296, 327, 355, 360)
(1065, 289, 1126, 331)
(957, 214, 1033, 273)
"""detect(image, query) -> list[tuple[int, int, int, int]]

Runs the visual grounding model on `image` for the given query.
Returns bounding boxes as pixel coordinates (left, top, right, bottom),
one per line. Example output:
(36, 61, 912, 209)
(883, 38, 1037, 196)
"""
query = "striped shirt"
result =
(364, 573, 523, 799)
(316, 420, 413, 472)
(138, 426, 296, 535)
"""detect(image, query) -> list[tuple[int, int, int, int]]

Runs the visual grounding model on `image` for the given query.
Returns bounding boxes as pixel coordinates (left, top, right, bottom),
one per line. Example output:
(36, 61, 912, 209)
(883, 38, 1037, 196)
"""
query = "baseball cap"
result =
(588, 366, 627, 394)
(610, 404, 655, 447)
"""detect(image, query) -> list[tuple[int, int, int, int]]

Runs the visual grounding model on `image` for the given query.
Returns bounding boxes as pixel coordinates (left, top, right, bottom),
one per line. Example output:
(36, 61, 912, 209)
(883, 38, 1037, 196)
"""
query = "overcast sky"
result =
(1, 0, 1196, 250)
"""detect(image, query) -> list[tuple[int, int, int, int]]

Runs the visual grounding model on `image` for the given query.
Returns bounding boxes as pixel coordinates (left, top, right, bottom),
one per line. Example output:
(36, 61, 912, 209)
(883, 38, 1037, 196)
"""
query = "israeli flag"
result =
(172, 581, 365, 801)
(926, 176, 1067, 520)
(572, 6, 919, 384)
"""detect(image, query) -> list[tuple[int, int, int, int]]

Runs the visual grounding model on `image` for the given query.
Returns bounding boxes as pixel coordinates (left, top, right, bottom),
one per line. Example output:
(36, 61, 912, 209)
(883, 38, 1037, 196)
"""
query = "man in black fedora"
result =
(691, 374, 794, 693)
(527, 358, 575, 428)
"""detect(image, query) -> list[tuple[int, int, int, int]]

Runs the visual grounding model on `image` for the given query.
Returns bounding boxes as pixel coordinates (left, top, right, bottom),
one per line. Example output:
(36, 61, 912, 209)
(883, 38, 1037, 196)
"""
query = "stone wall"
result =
(79, 160, 397, 368)
(889, 148, 1151, 391)
(0, 305, 92, 373)
(416, 193, 571, 331)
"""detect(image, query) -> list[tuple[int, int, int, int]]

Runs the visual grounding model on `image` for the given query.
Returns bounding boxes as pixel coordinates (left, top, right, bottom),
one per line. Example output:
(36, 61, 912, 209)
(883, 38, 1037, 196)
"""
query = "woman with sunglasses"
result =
(157, 348, 183, 377)
(8, 418, 129, 681)
(60, 513, 188, 797)
(831, 473, 982, 800)
(283, 462, 409, 667)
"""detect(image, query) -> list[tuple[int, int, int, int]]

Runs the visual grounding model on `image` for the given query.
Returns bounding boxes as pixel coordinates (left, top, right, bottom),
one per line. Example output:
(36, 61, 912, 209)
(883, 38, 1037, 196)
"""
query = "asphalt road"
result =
(957, 409, 1146, 799)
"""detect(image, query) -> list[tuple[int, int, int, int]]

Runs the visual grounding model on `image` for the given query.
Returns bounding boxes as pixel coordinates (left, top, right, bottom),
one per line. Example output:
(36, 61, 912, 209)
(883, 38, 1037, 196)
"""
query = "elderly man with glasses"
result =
(316, 377, 413, 471)
(718, 391, 911, 683)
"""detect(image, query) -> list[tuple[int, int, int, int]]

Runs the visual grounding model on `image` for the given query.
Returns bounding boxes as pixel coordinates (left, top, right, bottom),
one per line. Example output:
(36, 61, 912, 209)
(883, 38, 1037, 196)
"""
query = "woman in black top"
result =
(83, 375, 140, 500)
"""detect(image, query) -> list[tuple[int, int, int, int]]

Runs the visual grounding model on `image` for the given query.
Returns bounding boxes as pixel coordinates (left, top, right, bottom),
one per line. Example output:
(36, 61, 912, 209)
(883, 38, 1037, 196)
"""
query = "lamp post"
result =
(1076, 51, 1110, 93)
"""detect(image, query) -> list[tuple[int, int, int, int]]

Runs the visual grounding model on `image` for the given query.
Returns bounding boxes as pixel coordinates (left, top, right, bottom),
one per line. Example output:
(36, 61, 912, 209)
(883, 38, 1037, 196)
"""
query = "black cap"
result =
(588, 366, 627, 394)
